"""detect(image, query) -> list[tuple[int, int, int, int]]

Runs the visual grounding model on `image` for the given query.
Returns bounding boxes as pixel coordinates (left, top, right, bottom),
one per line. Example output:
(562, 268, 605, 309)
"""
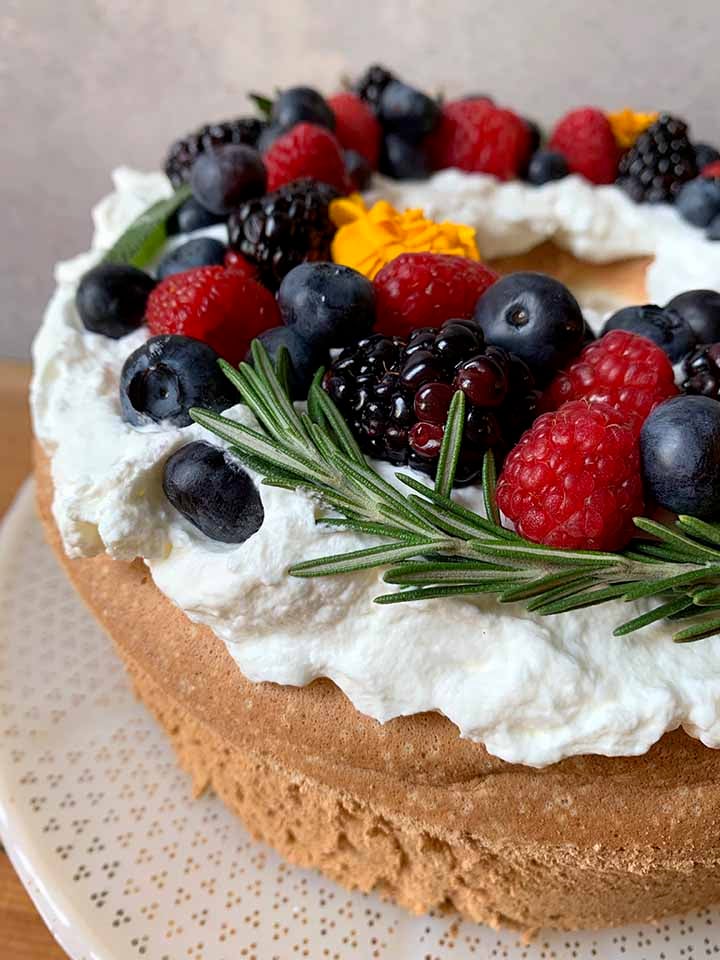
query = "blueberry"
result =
(277, 262, 376, 347)
(527, 150, 568, 185)
(377, 81, 440, 141)
(676, 177, 720, 227)
(120, 335, 235, 427)
(473, 272, 585, 384)
(665, 289, 720, 343)
(379, 134, 430, 180)
(156, 238, 227, 280)
(270, 86, 335, 132)
(640, 395, 720, 518)
(257, 123, 285, 153)
(190, 144, 267, 215)
(163, 441, 264, 543)
(602, 304, 696, 362)
(695, 142, 720, 170)
(345, 149, 372, 191)
(251, 325, 328, 399)
(166, 197, 226, 235)
(708, 213, 720, 241)
(76, 263, 155, 339)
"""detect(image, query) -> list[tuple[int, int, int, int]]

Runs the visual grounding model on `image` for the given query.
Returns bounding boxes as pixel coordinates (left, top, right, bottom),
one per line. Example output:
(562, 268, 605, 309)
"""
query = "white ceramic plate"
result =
(2, 479, 719, 960)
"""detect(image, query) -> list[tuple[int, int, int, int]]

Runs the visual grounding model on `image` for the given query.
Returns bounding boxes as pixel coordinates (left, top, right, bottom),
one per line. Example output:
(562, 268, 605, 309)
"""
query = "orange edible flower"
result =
(329, 195, 480, 280)
(606, 108, 658, 150)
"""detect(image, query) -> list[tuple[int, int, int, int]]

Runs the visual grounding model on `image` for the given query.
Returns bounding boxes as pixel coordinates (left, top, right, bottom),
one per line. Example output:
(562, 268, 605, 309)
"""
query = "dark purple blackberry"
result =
(682, 343, 720, 398)
(227, 179, 339, 289)
(323, 322, 539, 484)
(354, 64, 396, 113)
(616, 113, 697, 204)
(164, 117, 265, 188)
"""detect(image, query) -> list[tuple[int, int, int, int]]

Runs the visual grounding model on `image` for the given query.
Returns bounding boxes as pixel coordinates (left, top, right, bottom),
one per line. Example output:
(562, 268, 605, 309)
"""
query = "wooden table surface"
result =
(0, 359, 69, 959)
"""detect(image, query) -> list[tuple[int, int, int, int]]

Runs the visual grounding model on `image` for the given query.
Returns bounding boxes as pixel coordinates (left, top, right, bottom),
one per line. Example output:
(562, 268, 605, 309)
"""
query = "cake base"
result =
(34, 447, 720, 933)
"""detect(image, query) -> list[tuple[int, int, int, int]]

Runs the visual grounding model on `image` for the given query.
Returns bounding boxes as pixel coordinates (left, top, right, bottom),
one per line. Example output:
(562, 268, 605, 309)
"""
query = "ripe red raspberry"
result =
(496, 400, 644, 551)
(264, 123, 349, 194)
(373, 253, 499, 338)
(426, 99, 532, 180)
(701, 160, 720, 178)
(542, 330, 678, 435)
(328, 92, 381, 168)
(146, 266, 280, 365)
(223, 249, 259, 280)
(549, 108, 620, 185)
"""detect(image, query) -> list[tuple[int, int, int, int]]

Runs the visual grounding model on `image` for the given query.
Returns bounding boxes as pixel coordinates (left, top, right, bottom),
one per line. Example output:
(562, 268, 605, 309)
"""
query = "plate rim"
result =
(0, 479, 117, 960)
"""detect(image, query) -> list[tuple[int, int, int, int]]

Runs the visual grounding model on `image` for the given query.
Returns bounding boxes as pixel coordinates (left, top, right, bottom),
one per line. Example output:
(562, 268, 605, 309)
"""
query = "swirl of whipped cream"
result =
(31, 167, 720, 767)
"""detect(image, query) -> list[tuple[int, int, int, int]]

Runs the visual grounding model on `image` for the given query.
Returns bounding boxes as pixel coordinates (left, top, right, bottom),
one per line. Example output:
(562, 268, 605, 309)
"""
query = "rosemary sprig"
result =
(191, 343, 720, 644)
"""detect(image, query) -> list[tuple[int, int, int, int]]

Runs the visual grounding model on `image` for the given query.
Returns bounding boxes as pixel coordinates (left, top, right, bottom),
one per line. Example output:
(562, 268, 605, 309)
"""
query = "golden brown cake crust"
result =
(34, 444, 720, 931)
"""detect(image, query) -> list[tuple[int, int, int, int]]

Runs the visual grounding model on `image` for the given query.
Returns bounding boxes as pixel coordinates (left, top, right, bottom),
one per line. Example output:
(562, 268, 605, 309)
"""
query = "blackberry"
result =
(354, 64, 396, 113)
(227, 179, 339, 289)
(164, 117, 265, 188)
(616, 113, 697, 203)
(682, 343, 720, 398)
(323, 322, 539, 485)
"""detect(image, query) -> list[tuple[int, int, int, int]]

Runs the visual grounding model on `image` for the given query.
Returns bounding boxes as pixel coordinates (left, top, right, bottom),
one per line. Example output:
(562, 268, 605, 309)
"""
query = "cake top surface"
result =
(30, 67, 720, 766)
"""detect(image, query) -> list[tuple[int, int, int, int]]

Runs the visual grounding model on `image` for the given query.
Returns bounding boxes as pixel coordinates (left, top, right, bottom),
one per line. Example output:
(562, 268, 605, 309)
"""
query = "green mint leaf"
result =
(102, 183, 191, 268)
(249, 92, 274, 118)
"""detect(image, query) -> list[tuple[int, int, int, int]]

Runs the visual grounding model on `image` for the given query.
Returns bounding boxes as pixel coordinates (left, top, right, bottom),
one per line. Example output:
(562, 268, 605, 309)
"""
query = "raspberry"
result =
(496, 400, 644, 551)
(328, 92, 381, 168)
(146, 266, 280, 365)
(264, 123, 349, 193)
(223, 249, 259, 280)
(542, 330, 679, 435)
(701, 160, 720, 178)
(373, 253, 498, 338)
(426, 99, 532, 180)
(549, 108, 620, 185)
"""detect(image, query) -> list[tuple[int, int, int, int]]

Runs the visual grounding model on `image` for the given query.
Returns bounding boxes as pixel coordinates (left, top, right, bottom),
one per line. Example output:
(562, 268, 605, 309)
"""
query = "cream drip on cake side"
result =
(31, 167, 720, 767)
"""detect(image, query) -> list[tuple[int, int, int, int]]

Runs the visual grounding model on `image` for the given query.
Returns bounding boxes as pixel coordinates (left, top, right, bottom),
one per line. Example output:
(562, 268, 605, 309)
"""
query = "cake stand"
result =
(1, 480, 717, 960)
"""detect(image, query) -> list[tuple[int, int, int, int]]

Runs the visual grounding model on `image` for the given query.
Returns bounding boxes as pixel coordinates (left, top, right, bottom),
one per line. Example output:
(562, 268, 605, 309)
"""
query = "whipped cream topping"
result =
(31, 167, 720, 768)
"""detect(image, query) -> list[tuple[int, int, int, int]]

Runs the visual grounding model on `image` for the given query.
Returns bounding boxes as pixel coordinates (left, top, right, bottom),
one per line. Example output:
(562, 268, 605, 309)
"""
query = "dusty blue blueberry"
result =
(602, 304, 696, 362)
(473, 272, 585, 384)
(278, 262, 376, 348)
(641, 395, 720, 518)
(120, 334, 235, 427)
(163, 441, 264, 543)
(76, 263, 155, 339)
(156, 238, 227, 280)
(251, 325, 328, 399)
(666, 289, 720, 343)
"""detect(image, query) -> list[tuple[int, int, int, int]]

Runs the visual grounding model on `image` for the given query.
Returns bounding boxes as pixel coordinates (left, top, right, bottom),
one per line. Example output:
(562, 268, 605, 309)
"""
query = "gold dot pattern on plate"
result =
(2, 480, 720, 959)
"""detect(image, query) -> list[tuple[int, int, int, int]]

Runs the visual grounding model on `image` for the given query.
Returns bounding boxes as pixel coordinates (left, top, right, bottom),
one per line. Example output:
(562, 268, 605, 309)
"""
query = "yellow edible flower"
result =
(329, 195, 480, 280)
(606, 108, 658, 150)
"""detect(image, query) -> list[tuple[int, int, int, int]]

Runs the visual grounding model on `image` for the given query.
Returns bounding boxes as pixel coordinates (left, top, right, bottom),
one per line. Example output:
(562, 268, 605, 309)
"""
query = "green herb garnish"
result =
(191, 343, 720, 644)
(103, 183, 191, 268)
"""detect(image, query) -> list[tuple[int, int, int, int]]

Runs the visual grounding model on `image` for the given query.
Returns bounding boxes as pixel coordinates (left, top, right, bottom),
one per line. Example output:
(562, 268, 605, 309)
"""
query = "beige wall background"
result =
(2, 0, 719, 358)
